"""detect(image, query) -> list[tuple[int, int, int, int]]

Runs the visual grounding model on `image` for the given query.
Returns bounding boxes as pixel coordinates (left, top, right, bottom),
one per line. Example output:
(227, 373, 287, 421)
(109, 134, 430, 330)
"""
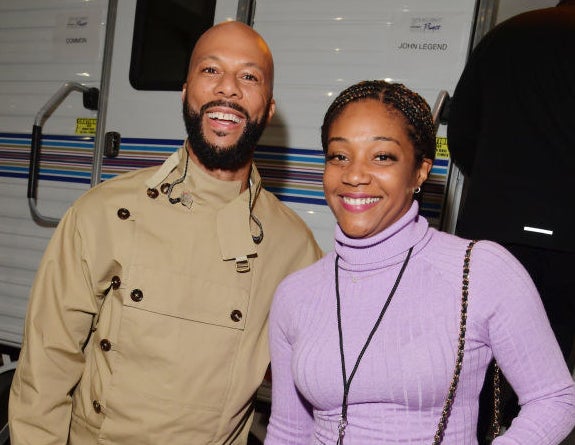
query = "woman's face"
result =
(323, 99, 432, 239)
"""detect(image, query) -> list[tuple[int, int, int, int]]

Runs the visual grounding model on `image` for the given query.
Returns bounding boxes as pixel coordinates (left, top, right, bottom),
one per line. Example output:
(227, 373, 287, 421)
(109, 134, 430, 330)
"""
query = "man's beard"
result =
(182, 99, 270, 171)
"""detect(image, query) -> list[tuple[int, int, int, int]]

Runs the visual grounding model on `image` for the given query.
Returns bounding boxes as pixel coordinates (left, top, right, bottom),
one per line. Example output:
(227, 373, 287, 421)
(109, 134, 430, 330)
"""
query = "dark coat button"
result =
(117, 208, 130, 220)
(100, 339, 111, 351)
(230, 310, 243, 322)
(111, 276, 121, 289)
(147, 188, 159, 199)
(93, 400, 102, 413)
(130, 289, 143, 302)
(160, 183, 170, 194)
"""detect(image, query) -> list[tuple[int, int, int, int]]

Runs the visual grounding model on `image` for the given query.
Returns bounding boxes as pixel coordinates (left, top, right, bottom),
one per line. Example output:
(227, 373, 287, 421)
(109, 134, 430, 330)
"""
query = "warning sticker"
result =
(76, 118, 97, 135)
(435, 136, 450, 159)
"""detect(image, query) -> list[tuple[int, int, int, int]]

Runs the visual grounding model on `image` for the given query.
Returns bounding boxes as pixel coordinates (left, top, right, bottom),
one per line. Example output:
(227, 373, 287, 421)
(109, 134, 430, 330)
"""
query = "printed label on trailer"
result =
(76, 118, 97, 135)
(436, 136, 450, 159)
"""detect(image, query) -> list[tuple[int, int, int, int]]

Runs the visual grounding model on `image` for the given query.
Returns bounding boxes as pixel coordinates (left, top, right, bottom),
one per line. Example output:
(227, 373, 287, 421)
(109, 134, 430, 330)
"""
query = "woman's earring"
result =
(414, 186, 421, 194)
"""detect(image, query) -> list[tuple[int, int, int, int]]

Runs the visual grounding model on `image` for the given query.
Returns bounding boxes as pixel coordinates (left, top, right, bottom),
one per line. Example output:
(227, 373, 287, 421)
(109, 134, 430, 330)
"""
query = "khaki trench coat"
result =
(9, 147, 323, 445)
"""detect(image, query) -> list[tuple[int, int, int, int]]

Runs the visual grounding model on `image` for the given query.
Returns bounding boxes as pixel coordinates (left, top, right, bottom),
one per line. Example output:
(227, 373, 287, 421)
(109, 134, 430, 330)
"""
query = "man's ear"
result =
(181, 83, 187, 102)
(266, 98, 276, 124)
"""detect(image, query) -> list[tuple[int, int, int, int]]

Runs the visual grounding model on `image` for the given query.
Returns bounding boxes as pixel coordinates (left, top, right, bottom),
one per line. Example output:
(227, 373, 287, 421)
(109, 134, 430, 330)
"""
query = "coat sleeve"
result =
(446, 41, 485, 176)
(264, 282, 314, 444)
(9, 206, 98, 445)
(473, 243, 575, 445)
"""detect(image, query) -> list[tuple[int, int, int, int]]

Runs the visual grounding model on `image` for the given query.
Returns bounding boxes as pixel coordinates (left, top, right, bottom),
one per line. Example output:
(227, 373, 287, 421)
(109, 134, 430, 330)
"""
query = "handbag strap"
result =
(432, 240, 477, 444)
(432, 240, 502, 444)
(489, 362, 502, 441)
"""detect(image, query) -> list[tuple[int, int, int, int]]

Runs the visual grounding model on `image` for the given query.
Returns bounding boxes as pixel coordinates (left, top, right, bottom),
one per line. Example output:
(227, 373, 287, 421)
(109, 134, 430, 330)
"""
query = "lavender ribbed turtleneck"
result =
(265, 202, 575, 445)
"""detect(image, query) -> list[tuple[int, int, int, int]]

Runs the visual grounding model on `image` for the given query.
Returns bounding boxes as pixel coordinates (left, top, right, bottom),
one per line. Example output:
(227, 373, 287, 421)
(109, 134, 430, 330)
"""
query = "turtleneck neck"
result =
(334, 201, 429, 272)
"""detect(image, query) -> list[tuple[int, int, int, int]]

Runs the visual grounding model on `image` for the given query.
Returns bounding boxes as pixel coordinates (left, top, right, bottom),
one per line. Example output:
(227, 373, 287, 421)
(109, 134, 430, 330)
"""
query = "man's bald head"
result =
(187, 21, 274, 93)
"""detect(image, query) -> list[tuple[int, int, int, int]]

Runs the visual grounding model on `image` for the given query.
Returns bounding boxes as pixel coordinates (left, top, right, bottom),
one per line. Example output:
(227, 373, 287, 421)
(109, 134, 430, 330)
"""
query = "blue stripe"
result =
(0, 138, 30, 145)
(33, 141, 95, 149)
(431, 166, 448, 174)
(38, 168, 91, 177)
(0, 172, 27, 179)
(116, 144, 179, 152)
(265, 186, 324, 197)
(0, 166, 28, 172)
(0, 132, 93, 142)
(255, 153, 325, 164)
(39, 174, 91, 184)
(120, 137, 183, 145)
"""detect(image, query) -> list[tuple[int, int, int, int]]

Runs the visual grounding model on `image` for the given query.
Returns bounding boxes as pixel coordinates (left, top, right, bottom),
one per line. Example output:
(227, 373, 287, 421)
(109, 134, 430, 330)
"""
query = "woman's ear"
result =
(416, 158, 433, 188)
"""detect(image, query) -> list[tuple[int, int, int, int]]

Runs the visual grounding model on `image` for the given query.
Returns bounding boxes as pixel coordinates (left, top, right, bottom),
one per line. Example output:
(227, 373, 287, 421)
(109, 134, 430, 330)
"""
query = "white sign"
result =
(53, 9, 102, 62)
(382, 10, 474, 93)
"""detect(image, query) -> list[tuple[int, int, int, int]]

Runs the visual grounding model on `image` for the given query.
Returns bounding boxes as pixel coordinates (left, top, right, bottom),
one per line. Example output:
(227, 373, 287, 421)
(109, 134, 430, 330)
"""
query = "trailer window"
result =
(130, 0, 216, 91)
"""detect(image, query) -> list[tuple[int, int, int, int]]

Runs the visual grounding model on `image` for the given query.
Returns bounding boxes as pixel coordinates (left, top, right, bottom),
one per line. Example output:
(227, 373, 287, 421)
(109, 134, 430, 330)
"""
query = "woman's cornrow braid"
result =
(321, 80, 436, 164)
(382, 83, 435, 160)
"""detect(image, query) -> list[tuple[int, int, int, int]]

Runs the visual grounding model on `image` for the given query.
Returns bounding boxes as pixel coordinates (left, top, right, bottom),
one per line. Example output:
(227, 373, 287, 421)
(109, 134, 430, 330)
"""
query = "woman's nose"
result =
(342, 160, 371, 186)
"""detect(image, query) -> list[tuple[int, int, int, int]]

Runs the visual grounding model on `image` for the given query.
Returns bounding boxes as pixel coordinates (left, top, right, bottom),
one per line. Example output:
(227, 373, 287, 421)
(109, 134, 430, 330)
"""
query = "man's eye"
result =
(202, 67, 218, 74)
(242, 73, 258, 81)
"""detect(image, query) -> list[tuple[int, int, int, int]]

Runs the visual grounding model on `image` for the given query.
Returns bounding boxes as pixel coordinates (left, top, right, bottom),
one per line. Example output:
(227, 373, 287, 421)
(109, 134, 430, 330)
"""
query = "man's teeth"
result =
(207, 112, 241, 123)
(342, 197, 380, 205)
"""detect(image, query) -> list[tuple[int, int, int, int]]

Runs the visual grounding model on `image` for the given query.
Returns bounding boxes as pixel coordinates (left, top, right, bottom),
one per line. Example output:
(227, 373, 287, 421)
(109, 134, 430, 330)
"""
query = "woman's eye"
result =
(375, 153, 396, 162)
(326, 153, 347, 162)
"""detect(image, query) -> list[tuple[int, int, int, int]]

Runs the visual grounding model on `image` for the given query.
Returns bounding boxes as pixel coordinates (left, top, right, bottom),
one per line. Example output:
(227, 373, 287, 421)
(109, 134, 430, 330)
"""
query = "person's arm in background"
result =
(473, 242, 575, 445)
(447, 41, 485, 176)
(9, 206, 97, 445)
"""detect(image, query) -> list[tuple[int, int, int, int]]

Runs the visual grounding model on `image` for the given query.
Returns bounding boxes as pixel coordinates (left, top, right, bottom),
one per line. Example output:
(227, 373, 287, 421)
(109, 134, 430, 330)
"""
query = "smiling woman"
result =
(321, 80, 435, 239)
(322, 98, 432, 239)
(264, 80, 575, 445)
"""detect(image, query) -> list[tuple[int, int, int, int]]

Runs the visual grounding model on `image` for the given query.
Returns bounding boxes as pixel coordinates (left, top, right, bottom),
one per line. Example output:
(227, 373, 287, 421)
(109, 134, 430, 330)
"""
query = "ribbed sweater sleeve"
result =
(472, 242, 575, 444)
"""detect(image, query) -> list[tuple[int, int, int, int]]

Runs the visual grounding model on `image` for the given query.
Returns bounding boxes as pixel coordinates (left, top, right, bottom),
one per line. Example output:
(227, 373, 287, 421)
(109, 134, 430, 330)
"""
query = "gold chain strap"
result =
(432, 240, 502, 444)
(432, 240, 476, 444)
(488, 363, 502, 441)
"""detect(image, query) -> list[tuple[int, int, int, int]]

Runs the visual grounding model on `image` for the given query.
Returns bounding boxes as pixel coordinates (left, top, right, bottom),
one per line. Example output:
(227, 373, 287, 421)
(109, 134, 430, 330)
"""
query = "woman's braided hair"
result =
(321, 80, 436, 166)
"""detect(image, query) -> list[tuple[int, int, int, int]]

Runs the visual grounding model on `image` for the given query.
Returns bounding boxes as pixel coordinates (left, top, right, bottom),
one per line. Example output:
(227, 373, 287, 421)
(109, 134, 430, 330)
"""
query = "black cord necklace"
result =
(167, 151, 190, 204)
(248, 178, 263, 244)
(335, 246, 413, 444)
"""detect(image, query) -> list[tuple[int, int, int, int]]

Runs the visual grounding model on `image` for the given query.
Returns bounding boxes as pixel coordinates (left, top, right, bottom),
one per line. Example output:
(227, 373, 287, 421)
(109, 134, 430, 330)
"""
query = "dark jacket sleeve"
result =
(447, 43, 485, 176)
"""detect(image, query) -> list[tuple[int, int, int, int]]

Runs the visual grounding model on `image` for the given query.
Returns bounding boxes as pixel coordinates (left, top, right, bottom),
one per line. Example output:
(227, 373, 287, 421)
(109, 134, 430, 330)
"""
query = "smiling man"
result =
(182, 21, 275, 177)
(9, 21, 322, 445)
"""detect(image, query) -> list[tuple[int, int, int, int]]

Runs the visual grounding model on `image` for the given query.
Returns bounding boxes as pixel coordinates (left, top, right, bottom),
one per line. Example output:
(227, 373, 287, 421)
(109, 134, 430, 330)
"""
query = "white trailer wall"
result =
(0, 0, 108, 346)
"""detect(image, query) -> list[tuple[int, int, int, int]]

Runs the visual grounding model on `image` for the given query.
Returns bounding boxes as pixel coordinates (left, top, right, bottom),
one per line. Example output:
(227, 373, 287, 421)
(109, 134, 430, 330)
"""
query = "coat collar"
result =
(145, 144, 263, 264)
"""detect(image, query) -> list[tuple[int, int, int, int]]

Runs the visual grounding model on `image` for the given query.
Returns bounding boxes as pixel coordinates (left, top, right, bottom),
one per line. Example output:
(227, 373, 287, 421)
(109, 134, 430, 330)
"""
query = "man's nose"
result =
(215, 73, 242, 99)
